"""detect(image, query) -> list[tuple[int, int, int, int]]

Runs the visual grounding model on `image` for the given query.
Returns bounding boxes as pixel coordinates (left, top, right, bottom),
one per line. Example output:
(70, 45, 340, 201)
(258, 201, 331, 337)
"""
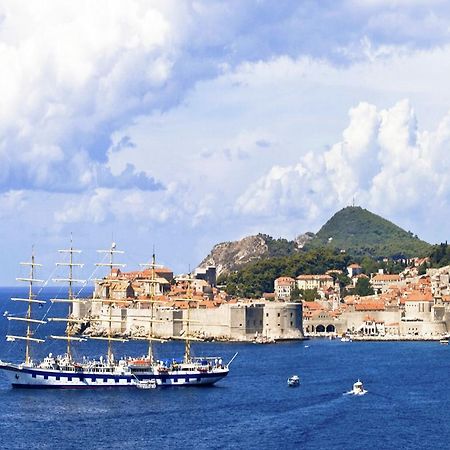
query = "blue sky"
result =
(1, 0, 450, 283)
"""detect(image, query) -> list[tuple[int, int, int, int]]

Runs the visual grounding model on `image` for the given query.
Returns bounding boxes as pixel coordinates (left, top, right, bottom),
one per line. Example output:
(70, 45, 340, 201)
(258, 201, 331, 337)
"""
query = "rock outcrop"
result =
(198, 235, 270, 277)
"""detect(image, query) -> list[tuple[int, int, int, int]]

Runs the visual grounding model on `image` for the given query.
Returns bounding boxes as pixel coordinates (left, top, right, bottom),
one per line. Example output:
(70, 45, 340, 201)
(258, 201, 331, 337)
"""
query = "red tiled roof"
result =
(297, 274, 333, 280)
(372, 274, 401, 282)
(355, 301, 385, 311)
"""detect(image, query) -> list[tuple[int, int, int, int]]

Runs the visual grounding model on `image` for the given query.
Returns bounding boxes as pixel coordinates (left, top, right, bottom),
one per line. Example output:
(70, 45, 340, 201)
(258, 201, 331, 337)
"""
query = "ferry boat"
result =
(0, 243, 236, 389)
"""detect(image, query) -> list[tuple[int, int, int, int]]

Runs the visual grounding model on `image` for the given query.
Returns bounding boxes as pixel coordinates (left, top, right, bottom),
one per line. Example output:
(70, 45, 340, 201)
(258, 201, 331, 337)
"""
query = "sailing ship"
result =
(0, 243, 236, 388)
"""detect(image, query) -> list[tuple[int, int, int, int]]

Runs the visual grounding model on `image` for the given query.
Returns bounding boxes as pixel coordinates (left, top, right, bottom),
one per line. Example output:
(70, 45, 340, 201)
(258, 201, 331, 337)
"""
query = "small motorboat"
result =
(135, 379, 157, 389)
(287, 375, 300, 387)
(349, 379, 366, 395)
(340, 335, 352, 342)
(440, 335, 449, 345)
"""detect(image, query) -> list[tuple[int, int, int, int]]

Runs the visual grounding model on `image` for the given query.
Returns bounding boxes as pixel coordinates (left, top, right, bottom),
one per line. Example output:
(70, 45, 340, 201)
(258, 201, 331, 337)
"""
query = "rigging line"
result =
(5, 261, 60, 357)
(74, 253, 107, 298)
(34, 254, 69, 334)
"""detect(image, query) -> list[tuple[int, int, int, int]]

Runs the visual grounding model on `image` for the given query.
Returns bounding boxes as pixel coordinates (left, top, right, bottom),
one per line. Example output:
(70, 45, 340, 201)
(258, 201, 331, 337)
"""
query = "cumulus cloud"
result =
(4, 1, 450, 281)
(0, 0, 185, 193)
(235, 99, 450, 236)
(3, 0, 450, 195)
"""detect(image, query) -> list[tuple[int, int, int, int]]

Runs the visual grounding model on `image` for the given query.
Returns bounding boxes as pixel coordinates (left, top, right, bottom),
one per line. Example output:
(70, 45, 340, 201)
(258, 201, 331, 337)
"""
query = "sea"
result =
(0, 286, 450, 450)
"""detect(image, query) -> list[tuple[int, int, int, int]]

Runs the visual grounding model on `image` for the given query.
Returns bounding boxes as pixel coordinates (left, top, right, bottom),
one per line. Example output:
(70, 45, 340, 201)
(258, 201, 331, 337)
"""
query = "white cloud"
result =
(235, 98, 450, 242)
(0, 0, 185, 193)
(4, 1, 450, 282)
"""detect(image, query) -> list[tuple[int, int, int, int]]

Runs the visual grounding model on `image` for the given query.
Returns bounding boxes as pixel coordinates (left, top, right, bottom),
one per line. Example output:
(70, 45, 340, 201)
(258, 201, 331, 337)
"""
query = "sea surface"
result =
(0, 287, 450, 450)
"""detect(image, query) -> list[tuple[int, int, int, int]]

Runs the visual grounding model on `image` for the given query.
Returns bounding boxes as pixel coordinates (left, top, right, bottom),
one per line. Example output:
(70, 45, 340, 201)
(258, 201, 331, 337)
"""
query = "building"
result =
(82, 299, 304, 342)
(274, 277, 296, 300)
(296, 274, 334, 291)
(347, 263, 362, 278)
(194, 266, 217, 287)
(370, 273, 402, 293)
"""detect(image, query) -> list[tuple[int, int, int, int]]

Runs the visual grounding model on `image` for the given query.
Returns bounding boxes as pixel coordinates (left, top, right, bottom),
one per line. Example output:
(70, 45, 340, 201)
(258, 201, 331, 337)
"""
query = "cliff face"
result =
(198, 235, 270, 277)
(197, 232, 314, 277)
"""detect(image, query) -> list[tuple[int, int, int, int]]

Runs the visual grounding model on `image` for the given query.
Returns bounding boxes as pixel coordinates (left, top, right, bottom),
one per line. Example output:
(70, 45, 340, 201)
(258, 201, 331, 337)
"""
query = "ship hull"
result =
(0, 362, 228, 389)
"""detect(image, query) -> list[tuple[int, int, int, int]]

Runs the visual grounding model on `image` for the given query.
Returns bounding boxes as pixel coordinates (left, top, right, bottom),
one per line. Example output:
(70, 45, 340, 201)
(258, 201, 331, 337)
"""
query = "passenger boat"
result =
(0, 243, 237, 389)
(287, 375, 300, 387)
(349, 379, 367, 395)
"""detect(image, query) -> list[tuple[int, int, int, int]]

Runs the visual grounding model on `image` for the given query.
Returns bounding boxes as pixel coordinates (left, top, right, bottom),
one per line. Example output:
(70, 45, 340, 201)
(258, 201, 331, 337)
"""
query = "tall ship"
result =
(0, 242, 236, 389)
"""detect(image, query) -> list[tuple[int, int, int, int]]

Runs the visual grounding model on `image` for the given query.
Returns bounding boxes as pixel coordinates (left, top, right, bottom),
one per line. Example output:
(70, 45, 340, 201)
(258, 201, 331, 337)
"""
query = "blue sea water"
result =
(1, 287, 450, 450)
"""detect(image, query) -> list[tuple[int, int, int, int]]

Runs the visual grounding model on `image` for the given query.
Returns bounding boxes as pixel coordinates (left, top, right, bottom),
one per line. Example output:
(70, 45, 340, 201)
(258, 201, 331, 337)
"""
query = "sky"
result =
(1, 0, 450, 284)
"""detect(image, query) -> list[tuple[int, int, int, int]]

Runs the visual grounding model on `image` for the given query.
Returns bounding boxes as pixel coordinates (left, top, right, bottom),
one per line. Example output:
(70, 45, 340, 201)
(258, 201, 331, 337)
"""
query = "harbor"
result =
(0, 323, 449, 449)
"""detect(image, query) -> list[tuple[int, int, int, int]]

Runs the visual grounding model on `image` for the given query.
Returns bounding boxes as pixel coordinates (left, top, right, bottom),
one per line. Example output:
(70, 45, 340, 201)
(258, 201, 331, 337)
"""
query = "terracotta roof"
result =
(275, 277, 295, 286)
(372, 274, 401, 282)
(404, 290, 433, 302)
(343, 295, 359, 304)
(355, 301, 385, 311)
(297, 274, 333, 280)
(302, 301, 322, 310)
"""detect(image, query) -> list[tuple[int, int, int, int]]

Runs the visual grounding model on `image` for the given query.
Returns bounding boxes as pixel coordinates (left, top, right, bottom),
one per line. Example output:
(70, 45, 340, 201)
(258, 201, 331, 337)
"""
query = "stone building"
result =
(296, 274, 334, 291)
(274, 277, 296, 300)
(370, 273, 402, 293)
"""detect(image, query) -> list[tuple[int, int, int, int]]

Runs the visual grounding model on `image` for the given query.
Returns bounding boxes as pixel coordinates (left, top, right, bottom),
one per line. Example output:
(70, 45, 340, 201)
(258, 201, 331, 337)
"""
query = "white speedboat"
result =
(287, 375, 300, 387)
(349, 379, 367, 395)
(341, 336, 352, 342)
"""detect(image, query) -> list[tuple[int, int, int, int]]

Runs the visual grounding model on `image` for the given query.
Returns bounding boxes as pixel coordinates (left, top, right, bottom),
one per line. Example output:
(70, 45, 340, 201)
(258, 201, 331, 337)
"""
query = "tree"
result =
(290, 286, 302, 301)
(300, 288, 319, 301)
(353, 277, 374, 297)
(418, 263, 428, 276)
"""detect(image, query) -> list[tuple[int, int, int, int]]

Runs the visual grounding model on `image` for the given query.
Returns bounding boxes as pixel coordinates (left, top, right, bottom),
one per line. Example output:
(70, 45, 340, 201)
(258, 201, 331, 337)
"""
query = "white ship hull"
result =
(0, 361, 228, 389)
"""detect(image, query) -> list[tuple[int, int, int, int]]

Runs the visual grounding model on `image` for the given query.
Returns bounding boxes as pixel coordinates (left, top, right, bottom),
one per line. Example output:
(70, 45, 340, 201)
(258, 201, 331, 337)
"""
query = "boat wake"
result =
(344, 389, 368, 396)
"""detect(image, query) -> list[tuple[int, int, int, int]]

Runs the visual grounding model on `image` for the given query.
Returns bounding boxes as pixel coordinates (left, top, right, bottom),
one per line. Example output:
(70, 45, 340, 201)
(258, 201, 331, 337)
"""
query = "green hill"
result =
(308, 206, 431, 258)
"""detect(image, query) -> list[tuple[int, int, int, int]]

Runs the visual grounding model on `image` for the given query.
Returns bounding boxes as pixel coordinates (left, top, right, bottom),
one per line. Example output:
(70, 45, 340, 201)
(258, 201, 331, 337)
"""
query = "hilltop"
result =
(197, 207, 432, 277)
(308, 206, 431, 258)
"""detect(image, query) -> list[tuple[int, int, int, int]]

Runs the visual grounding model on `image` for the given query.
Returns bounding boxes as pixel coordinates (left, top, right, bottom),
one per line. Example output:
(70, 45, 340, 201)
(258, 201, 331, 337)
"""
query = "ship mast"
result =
(184, 276, 193, 363)
(48, 237, 87, 361)
(138, 250, 166, 364)
(94, 243, 126, 364)
(172, 274, 201, 364)
(7, 249, 46, 365)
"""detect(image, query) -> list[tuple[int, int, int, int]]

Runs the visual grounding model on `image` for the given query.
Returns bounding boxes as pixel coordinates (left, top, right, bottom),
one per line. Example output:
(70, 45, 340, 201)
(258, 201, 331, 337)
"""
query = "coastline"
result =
(305, 333, 444, 342)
